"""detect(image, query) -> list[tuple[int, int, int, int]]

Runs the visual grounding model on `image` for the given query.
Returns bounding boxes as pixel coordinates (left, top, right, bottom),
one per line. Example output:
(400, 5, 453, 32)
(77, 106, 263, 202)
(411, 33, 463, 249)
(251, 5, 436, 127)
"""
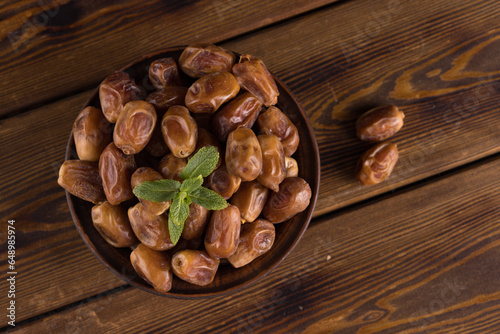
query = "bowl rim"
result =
(65, 46, 321, 298)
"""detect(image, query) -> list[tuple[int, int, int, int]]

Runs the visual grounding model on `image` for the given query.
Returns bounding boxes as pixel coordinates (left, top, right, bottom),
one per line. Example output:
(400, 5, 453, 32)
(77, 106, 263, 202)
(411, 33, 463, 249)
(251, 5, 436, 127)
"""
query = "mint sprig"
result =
(133, 146, 227, 245)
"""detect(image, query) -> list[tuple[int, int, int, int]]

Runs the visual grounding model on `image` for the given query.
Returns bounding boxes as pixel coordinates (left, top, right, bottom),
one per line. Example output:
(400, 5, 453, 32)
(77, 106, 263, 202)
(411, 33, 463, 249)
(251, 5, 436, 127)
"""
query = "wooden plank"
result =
(222, 0, 500, 216)
(2, 0, 500, 324)
(9, 152, 500, 333)
(0, 0, 340, 117)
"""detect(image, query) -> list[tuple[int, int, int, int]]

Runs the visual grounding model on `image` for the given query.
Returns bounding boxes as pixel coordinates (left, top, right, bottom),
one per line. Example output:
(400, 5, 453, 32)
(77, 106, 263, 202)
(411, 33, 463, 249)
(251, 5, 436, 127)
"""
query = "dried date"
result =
(58, 160, 106, 204)
(73, 106, 111, 162)
(99, 143, 136, 205)
(171, 250, 219, 286)
(355, 142, 398, 185)
(131, 243, 173, 293)
(356, 105, 405, 142)
(262, 177, 312, 224)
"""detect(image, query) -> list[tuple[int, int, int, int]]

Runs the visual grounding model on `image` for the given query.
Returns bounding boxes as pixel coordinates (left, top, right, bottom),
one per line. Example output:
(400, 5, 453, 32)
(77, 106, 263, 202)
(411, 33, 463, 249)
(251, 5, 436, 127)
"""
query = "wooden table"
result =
(1, 0, 500, 332)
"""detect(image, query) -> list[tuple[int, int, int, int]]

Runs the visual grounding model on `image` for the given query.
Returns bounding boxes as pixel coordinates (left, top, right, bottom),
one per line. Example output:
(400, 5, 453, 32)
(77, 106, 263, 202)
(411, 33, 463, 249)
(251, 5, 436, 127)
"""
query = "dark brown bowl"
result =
(65, 46, 320, 298)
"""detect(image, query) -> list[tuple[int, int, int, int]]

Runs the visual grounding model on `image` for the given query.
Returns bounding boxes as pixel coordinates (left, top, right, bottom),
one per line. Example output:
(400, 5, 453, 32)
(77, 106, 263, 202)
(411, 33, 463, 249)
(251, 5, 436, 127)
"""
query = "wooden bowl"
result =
(65, 46, 320, 298)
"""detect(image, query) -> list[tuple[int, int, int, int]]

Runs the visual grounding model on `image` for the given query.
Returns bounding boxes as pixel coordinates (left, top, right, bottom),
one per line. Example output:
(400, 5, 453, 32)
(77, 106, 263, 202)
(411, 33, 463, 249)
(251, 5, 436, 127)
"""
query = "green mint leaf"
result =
(180, 175, 203, 193)
(189, 186, 228, 210)
(167, 191, 191, 245)
(180, 146, 219, 180)
(133, 179, 181, 202)
(170, 191, 191, 226)
(168, 213, 184, 245)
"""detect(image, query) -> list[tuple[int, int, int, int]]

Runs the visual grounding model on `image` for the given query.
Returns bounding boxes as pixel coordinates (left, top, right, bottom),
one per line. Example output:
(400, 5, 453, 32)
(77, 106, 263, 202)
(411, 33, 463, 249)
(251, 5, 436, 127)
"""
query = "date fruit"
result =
(161, 105, 198, 158)
(257, 134, 286, 192)
(230, 181, 269, 223)
(206, 163, 241, 199)
(185, 72, 239, 113)
(131, 243, 173, 293)
(99, 143, 136, 205)
(182, 203, 210, 241)
(356, 105, 405, 142)
(146, 86, 188, 114)
(99, 71, 142, 123)
(73, 106, 111, 162)
(225, 128, 263, 181)
(262, 177, 312, 224)
(212, 92, 263, 142)
(179, 44, 235, 78)
(128, 202, 174, 251)
(91, 201, 137, 247)
(205, 205, 241, 259)
(149, 57, 182, 90)
(232, 54, 279, 107)
(355, 142, 398, 185)
(228, 219, 275, 268)
(159, 153, 187, 182)
(257, 106, 299, 157)
(285, 156, 299, 178)
(171, 250, 219, 286)
(114, 101, 157, 155)
(131, 167, 171, 215)
(58, 160, 106, 204)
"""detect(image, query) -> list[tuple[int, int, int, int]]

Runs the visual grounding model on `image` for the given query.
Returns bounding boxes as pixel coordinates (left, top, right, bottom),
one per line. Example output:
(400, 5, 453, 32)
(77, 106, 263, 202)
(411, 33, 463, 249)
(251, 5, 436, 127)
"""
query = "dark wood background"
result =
(1, 0, 500, 332)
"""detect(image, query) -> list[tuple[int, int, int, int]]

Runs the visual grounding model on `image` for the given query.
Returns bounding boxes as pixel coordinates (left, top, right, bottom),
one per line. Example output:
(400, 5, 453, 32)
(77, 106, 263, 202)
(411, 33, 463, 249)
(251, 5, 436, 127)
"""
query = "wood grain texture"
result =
(0, 0, 340, 117)
(2, 0, 500, 328)
(9, 154, 500, 333)
(0, 92, 125, 323)
(222, 0, 500, 216)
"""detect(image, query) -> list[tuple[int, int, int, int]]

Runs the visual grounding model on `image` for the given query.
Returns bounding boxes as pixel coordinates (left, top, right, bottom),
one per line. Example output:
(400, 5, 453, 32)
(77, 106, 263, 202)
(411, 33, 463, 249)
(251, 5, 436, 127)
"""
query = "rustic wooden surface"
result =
(1, 0, 500, 332)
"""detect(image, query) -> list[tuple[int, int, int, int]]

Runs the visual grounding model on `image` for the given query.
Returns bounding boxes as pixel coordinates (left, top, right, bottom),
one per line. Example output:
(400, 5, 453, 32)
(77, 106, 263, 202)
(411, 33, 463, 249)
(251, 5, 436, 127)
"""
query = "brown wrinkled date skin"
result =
(99, 71, 142, 123)
(232, 54, 279, 107)
(204, 205, 241, 259)
(257, 134, 286, 192)
(263, 177, 312, 224)
(225, 128, 263, 181)
(182, 203, 210, 240)
(114, 101, 157, 155)
(171, 250, 219, 286)
(206, 163, 241, 199)
(159, 153, 187, 182)
(58, 160, 106, 204)
(228, 219, 276, 268)
(185, 72, 240, 113)
(179, 44, 235, 78)
(212, 92, 263, 142)
(146, 86, 188, 114)
(230, 181, 269, 223)
(257, 106, 299, 157)
(91, 201, 137, 247)
(356, 105, 405, 142)
(128, 202, 175, 251)
(73, 106, 111, 162)
(161, 105, 198, 158)
(285, 157, 299, 177)
(99, 143, 136, 205)
(131, 167, 171, 215)
(149, 57, 182, 90)
(130, 243, 173, 293)
(356, 142, 398, 185)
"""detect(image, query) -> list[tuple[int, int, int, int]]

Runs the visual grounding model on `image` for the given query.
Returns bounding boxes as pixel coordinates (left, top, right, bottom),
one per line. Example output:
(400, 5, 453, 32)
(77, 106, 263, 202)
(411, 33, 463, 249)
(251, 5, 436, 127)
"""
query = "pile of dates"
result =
(58, 44, 312, 293)
(354, 105, 405, 185)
